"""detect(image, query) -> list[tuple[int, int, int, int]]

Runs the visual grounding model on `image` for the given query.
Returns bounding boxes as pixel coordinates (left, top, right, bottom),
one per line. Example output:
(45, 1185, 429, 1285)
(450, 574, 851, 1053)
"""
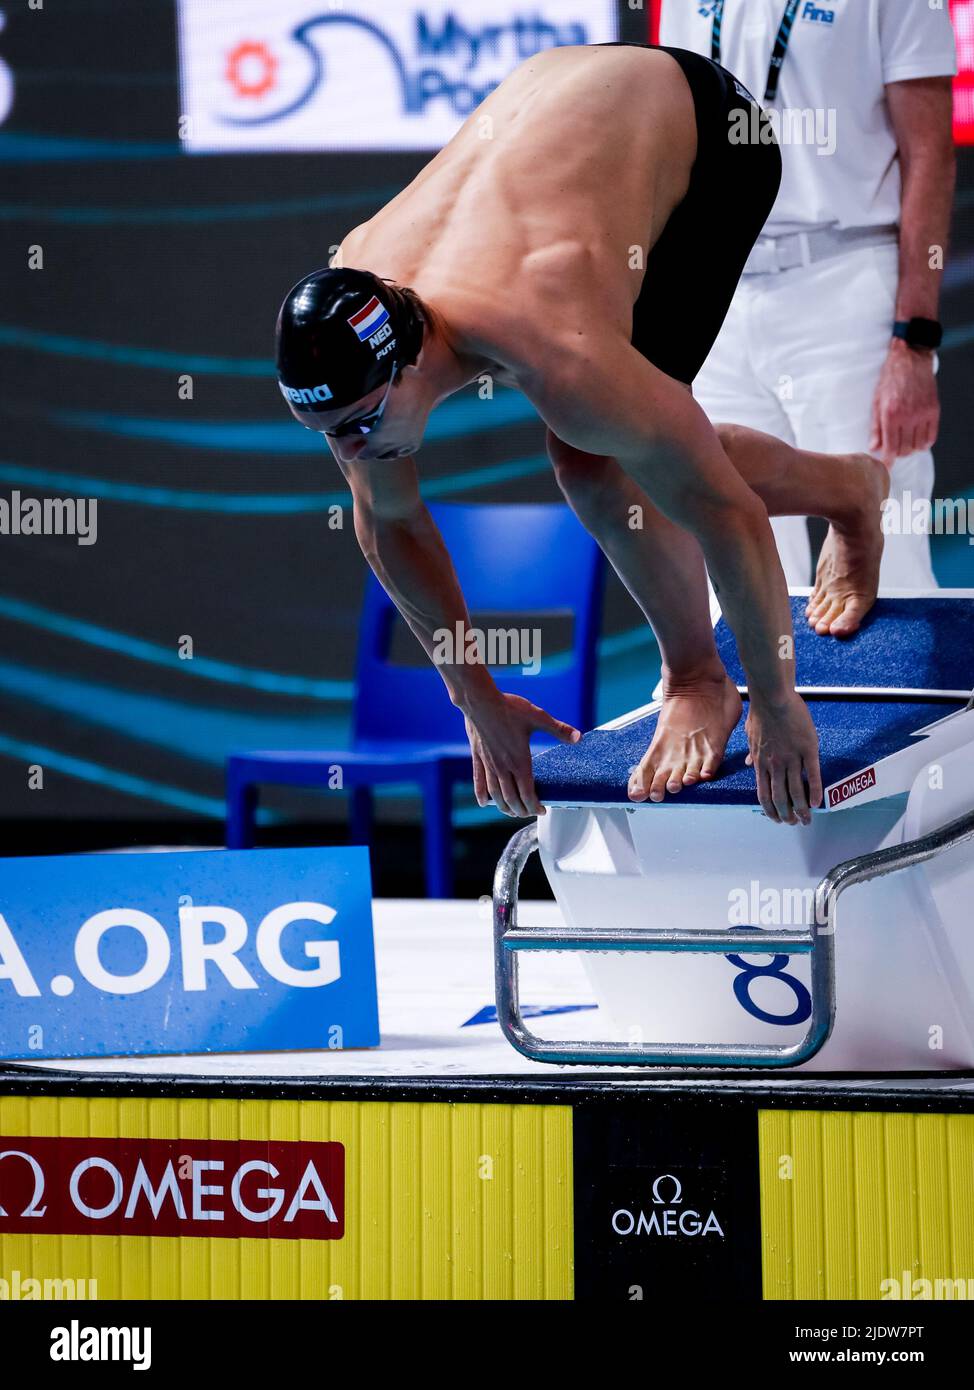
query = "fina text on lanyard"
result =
(710, 0, 802, 104)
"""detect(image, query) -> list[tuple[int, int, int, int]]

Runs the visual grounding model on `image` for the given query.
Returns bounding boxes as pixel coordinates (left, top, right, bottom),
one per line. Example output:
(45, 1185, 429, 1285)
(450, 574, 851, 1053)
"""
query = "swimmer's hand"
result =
(462, 691, 581, 819)
(745, 693, 823, 827)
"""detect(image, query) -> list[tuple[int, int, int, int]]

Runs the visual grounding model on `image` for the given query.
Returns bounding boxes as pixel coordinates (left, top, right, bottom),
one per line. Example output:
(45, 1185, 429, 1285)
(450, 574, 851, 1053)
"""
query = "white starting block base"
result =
(540, 779, 974, 1072)
(529, 592, 974, 1072)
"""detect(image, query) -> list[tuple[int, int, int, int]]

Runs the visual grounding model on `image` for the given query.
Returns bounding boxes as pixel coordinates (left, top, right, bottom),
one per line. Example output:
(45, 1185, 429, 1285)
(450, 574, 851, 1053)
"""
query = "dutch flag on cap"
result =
(348, 296, 390, 343)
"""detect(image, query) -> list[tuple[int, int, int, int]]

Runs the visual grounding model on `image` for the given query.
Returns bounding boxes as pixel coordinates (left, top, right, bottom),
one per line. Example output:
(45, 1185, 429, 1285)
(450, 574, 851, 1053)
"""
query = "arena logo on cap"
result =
(280, 380, 333, 406)
(176, 0, 618, 153)
(0, 1137, 344, 1240)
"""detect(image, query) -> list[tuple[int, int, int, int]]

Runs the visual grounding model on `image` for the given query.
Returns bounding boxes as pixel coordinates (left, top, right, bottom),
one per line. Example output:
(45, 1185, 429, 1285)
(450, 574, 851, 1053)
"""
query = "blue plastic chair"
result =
(225, 502, 605, 897)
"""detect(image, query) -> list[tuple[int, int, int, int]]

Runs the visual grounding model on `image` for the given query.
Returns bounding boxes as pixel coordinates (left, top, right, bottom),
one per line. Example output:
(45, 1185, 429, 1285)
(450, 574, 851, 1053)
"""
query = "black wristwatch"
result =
(893, 318, 943, 352)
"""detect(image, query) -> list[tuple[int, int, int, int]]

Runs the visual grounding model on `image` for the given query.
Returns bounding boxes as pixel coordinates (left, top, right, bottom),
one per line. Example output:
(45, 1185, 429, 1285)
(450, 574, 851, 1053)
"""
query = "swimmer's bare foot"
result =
(629, 667, 743, 803)
(806, 454, 890, 638)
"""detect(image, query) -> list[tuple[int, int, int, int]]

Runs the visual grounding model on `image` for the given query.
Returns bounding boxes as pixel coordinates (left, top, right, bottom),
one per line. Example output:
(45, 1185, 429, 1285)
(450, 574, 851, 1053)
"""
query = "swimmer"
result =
(276, 44, 890, 827)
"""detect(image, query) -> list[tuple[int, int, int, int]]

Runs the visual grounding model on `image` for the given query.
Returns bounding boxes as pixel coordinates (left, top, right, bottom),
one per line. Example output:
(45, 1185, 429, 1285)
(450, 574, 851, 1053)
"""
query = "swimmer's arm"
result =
(334, 449, 578, 817)
(333, 451, 496, 711)
(525, 343, 796, 706)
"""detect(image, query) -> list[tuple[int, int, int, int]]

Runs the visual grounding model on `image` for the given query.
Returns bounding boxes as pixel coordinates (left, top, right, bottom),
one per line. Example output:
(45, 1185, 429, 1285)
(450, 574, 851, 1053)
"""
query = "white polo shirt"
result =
(659, 0, 957, 234)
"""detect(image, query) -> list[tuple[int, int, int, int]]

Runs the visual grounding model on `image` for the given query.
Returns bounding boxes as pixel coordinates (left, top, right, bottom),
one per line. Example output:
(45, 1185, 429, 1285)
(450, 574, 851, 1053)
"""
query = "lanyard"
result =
(709, 0, 802, 104)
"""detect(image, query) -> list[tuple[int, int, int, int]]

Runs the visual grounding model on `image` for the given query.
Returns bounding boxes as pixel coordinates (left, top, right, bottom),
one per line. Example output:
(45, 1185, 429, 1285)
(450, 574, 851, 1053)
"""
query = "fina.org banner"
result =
(177, 0, 619, 152)
(0, 846, 379, 1060)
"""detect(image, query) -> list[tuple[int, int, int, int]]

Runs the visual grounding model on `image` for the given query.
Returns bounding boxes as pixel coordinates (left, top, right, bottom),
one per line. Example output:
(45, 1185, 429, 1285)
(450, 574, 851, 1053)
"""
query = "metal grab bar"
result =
(492, 806, 974, 1069)
(501, 926, 813, 953)
(816, 806, 974, 931)
(492, 824, 832, 1068)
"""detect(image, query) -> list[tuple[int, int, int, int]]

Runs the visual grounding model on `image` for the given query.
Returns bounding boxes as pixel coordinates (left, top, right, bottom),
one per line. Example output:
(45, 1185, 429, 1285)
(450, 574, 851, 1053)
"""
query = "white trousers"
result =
(693, 241, 938, 590)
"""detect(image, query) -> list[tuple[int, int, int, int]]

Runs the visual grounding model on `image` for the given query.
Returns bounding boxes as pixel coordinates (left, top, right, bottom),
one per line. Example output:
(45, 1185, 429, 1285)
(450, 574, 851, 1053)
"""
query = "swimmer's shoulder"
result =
(331, 224, 372, 270)
(449, 302, 611, 407)
(431, 283, 550, 385)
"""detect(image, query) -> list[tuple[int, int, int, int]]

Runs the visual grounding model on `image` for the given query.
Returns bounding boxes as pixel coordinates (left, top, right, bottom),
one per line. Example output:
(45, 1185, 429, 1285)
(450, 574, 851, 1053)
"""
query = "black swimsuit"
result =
(603, 44, 783, 385)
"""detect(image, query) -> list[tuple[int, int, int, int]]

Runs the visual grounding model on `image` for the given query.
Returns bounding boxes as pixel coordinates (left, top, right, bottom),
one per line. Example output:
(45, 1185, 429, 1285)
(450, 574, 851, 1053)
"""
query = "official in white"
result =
(660, 0, 958, 590)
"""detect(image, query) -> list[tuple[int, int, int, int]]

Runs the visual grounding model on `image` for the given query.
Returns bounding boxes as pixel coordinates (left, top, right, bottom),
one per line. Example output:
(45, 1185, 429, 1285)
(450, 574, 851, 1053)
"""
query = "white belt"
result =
(742, 225, 898, 276)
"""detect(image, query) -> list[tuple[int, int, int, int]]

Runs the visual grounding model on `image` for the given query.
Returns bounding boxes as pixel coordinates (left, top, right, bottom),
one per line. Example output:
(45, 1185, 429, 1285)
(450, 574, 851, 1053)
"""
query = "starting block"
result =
(493, 592, 974, 1070)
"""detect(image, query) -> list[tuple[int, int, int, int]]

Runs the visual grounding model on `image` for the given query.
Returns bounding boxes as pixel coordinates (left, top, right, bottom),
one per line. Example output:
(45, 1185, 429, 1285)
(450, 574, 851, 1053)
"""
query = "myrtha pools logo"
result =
(218, 10, 590, 126)
(178, 2, 617, 151)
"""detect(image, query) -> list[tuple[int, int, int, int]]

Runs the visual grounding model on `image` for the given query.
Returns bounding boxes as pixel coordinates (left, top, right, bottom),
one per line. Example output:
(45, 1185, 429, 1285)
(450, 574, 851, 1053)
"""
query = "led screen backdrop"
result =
(0, 1, 971, 836)
(949, 0, 974, 142)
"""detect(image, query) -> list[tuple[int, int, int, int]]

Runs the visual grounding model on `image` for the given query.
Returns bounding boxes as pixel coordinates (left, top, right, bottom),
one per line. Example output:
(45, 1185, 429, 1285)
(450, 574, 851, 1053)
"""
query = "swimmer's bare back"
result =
(328, 45, 831, 826)
(337, 46, 697, 374)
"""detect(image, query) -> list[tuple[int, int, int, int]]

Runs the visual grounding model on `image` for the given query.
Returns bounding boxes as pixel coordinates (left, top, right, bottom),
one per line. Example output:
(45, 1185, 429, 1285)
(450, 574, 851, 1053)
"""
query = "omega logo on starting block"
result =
(827, 766, 878, 808)
(610, 1173, 725, 1240)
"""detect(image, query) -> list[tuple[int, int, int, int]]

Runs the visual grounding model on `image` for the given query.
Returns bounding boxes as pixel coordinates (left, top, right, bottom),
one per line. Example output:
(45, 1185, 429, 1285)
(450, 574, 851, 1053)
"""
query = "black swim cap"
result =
(276, 267, 425, 414)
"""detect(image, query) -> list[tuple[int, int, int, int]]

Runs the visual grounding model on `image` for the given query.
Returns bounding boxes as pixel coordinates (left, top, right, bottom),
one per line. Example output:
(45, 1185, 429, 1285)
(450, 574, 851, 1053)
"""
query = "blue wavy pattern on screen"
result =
(0, 596, 355, 700)
(0, 132, 184, 162)
(0, 733, 226, 818)
(51, 392, 539, 450)
(0, 455, 552, 511)
(0, 325, 270, 374)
